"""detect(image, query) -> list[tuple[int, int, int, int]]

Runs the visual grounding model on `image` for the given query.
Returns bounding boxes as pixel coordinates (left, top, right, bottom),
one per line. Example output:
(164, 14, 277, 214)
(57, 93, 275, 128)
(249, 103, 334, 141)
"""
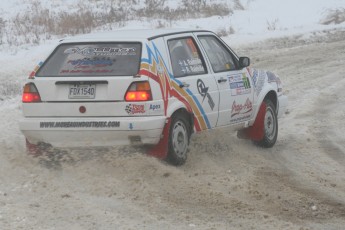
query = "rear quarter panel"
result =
(140, 37, 183, 117)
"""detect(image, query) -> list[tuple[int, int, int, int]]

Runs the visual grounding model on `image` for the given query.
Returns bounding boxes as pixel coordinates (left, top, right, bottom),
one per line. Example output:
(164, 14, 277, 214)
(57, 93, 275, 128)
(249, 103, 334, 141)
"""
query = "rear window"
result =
(36, 43, 142, 77)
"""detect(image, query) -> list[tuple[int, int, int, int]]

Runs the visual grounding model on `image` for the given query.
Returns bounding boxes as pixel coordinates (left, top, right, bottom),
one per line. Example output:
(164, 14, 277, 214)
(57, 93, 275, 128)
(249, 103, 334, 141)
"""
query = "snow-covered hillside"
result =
(0, 0, 344, 118)
(0, 0, 344, 50)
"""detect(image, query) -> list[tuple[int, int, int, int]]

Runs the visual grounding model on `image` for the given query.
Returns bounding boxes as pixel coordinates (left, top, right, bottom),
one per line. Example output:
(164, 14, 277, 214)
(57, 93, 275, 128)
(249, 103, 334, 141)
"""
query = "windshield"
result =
(36, 42, 142, 77)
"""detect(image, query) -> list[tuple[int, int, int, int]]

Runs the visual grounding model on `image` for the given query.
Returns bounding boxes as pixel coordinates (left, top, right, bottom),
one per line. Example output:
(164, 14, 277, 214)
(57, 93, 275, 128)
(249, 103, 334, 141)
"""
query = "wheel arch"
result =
(257, 87, 278, 112)
(170, 108, 194, 135)
(250, 89, 278, 126)
(166, 100, 194, 134)
(240, 90, 278, 147)
(263, 90, 278, 112)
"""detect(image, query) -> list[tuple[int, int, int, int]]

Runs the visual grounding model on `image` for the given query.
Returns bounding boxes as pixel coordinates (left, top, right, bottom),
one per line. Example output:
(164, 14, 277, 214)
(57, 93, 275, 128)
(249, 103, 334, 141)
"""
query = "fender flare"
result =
(166, 99, 191, 117)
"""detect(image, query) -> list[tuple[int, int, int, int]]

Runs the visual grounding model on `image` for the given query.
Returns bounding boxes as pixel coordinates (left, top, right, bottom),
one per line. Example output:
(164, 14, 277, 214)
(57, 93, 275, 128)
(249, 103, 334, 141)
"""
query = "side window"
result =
(198, 36, 237, 72)
(168, 37, 207, 78)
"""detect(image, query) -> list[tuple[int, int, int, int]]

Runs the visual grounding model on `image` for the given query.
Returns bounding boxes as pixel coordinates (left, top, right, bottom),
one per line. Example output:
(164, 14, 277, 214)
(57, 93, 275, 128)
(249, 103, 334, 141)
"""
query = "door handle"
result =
(179, 82, 190, 88)
(218, 77, 227, 83)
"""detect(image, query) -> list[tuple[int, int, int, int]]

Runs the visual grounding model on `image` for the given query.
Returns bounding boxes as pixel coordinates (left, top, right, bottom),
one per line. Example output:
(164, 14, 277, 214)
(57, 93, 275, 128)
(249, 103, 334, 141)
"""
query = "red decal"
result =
(231, 98, 253, 118)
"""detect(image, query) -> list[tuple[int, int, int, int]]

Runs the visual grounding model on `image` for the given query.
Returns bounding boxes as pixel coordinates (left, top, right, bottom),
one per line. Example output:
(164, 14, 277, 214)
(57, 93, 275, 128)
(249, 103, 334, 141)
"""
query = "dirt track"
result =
(1, 29, 345, 230)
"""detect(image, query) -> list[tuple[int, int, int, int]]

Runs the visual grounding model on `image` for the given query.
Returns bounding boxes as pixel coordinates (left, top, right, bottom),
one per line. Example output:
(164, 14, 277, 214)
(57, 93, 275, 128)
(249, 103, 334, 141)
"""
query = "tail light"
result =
(125, 81, 152, 101)
(22, 83, 41, 103)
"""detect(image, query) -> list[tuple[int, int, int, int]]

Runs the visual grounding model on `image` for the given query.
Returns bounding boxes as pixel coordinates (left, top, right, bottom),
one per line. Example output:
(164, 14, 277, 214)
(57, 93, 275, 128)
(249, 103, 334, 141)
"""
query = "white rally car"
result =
(19, 29, 288, 165)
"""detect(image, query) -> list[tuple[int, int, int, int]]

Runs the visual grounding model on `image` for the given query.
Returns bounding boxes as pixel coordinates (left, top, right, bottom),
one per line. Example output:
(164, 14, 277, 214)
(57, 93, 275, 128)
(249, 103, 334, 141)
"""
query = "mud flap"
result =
(147, 118, 171, 159)
(26, 139, 39, 156)
(26, 139, 54, 157)
(26, 139, 46, 157)
(237, 102, 266, 141)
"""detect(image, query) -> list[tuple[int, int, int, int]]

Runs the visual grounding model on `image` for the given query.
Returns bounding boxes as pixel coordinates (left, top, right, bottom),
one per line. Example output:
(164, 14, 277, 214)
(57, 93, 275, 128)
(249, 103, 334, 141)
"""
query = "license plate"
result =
(69, 84, 96, 99)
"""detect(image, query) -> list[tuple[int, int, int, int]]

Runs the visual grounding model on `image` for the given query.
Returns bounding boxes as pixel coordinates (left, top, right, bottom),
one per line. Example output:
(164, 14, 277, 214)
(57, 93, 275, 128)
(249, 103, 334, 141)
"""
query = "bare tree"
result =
(0, 18, 5, 44)
(145, 0, 165, 10)
(182, 0, 206, 11)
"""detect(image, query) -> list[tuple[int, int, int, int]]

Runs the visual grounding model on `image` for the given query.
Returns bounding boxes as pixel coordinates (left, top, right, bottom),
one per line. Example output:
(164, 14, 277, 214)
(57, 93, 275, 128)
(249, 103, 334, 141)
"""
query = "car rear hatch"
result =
(23, 42, 152, 117)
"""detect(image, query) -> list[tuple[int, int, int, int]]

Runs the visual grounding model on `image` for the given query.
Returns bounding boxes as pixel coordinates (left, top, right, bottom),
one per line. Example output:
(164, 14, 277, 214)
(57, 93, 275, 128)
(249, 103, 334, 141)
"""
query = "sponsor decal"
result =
(255, 70, 266, 96)
(129, 123, 134, 130)
(67, 58, 114, 69)
(230, 114, 251, 123)
(60, 69, 113, 74)
(230, 98, 253, 123)
(149, 104, 161, 111)
(267, 71, 277, 82)
(228, 74, 251, 96)
(251, 69, 259, 87)
(125, 104, 146, 115)
(231, 98, 253, 118)
(248, 68, 266, 96)
(197, 79, 215, 111)
(64, 47, 137, 56)
(267, 71, 283, 92)
(40, 121, 120, 128)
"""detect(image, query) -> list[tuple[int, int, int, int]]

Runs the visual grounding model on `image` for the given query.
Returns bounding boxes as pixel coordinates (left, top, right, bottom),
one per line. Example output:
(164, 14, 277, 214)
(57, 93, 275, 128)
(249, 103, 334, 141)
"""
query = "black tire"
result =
(254, 99, 278, 148)
(167, 113, 190, 166)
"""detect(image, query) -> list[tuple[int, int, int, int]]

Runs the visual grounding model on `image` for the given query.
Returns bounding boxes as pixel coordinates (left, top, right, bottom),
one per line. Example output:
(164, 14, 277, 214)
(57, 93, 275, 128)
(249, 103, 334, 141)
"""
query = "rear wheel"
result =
(167, 113, 190, 166)
(254, 99, 278, 148)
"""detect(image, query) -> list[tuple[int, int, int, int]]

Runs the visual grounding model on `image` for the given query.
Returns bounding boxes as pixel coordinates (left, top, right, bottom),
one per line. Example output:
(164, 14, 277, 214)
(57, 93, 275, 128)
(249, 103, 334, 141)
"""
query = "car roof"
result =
(60, 28, 213, 43)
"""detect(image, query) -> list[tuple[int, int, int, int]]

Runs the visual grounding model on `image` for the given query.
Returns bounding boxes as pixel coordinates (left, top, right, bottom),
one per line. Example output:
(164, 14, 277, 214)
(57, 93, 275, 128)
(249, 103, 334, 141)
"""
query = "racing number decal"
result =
(197, 79, 215, 111)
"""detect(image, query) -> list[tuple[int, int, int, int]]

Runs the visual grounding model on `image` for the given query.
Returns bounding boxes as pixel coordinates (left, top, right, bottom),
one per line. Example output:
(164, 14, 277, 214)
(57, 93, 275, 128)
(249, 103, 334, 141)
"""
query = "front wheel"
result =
(254, 99, 278, 148)
(167, 113, 190, 166)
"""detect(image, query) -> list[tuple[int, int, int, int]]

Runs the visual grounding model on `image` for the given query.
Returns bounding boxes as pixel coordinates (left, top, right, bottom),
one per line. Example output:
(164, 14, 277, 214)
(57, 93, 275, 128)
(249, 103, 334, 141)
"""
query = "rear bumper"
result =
(277, 94, 288, 118)
(19, 116, 167, 147)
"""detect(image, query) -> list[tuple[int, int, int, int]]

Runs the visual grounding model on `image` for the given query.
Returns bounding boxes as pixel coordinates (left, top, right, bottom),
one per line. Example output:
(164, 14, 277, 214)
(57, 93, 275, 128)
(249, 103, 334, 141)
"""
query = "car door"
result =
(164, 34, 219, 130)
(195, 33, 254, 127)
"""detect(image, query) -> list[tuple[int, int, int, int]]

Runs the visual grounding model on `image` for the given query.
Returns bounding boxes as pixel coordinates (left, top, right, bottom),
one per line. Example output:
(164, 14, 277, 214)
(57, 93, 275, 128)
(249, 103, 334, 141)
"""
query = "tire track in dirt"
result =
(311, 77, 345, 165)
(235, 30, 345, 228)
(2, 30, 345, 230)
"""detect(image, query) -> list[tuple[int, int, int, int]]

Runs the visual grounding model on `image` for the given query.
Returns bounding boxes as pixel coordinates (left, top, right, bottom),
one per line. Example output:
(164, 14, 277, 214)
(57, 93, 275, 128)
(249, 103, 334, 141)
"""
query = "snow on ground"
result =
(0, 0, 345, 229)
(1, 31, 345, 229)
(234, 0, 344, 32)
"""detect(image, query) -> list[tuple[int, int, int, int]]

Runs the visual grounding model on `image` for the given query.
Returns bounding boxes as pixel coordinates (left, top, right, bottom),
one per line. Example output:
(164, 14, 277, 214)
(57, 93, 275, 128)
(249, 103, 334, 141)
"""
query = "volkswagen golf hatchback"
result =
(20, 29, 288, 165)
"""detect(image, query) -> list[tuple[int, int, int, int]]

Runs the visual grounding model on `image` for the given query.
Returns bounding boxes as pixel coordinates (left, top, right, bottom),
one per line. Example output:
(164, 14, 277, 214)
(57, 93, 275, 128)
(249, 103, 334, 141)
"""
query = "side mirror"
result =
(239, 57, 250, 68)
